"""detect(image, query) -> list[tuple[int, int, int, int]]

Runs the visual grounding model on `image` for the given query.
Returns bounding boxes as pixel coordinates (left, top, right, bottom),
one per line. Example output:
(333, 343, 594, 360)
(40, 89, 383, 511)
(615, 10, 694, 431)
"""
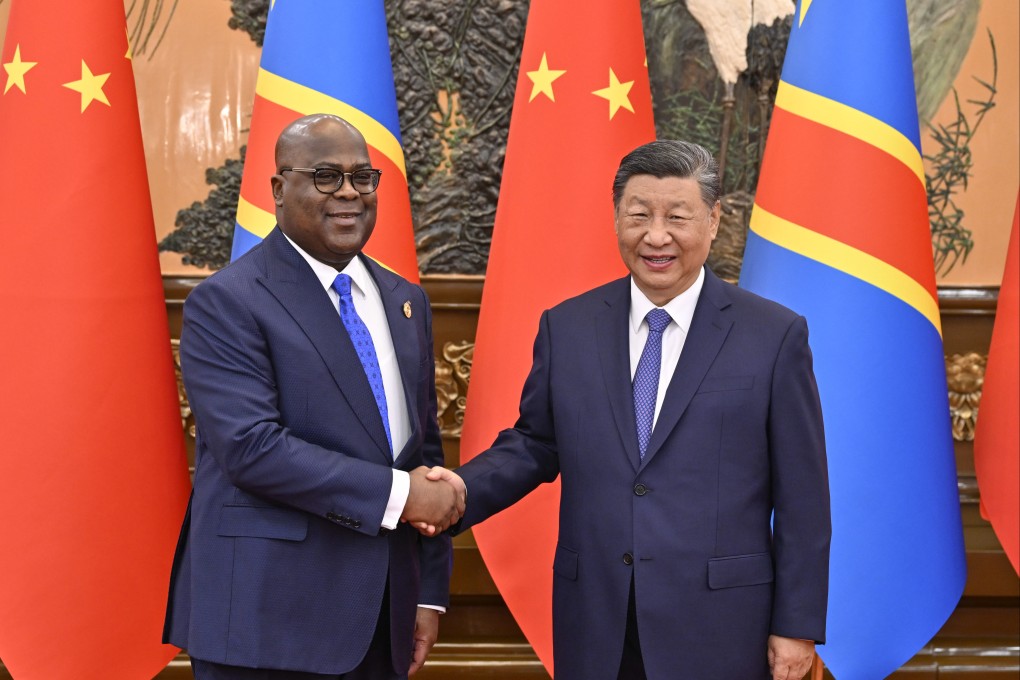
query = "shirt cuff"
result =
(382, 469, 410, 530)
(418, 604, 447, 614)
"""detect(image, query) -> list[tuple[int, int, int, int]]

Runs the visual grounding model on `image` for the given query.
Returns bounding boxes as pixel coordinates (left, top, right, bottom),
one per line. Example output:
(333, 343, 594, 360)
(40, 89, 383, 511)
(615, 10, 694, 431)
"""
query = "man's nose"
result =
(643, 218, 673, 246)
(331, 173, 360, 199)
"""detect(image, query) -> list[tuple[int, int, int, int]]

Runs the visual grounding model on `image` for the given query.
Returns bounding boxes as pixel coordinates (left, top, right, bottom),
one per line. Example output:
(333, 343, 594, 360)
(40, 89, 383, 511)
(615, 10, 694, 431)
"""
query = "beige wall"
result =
(132, 2, 259, 275)
(921, 0, 1019, 287)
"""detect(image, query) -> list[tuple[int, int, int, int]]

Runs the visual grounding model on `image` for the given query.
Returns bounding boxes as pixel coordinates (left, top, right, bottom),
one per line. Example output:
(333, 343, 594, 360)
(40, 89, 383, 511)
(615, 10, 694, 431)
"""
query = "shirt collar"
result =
(628, 266, 706, 335)
(283, 232, 373, 297)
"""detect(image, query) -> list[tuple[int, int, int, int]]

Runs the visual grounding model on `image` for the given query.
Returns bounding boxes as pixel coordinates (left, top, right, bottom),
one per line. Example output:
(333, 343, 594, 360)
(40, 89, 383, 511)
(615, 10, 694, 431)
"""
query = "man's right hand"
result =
(402, 466, 466, 536)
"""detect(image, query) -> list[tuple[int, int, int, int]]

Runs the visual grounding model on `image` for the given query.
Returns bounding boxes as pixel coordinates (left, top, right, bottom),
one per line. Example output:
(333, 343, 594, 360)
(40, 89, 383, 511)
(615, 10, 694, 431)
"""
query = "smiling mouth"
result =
(642, 255, 675, 265)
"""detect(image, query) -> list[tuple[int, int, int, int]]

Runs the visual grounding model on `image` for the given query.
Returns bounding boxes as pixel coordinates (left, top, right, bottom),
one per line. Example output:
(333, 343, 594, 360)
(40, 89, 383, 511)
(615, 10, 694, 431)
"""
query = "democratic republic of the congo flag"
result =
(230, 1, 419, 281)
(739, 1, 966, 678)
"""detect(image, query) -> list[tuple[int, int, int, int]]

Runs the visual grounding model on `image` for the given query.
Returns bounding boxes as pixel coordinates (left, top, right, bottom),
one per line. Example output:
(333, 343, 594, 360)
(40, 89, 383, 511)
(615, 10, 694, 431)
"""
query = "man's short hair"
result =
(612, 140, 721, 209)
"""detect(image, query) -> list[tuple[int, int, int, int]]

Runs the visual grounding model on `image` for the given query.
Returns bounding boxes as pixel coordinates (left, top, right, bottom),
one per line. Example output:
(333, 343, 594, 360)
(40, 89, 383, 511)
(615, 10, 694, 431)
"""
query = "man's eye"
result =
(316, 169, 341, 182)
(351, 171, 374, 186)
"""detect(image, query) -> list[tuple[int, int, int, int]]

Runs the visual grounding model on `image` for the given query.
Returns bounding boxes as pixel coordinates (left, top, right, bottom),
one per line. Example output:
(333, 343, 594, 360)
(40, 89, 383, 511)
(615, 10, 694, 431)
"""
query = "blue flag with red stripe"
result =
(231, 1, 419, 281)
(739, 1, 966, 677)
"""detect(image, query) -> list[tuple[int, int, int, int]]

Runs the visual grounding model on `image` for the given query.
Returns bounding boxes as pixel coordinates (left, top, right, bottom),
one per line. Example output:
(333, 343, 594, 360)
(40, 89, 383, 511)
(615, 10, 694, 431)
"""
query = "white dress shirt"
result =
(628, 266, 706, 429)
(284, 235, 411, 530)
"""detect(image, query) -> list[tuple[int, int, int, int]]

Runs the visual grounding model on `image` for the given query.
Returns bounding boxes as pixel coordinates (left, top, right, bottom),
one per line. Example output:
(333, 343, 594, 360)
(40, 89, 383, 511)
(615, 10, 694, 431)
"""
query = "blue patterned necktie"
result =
(633, 308, 672, 459)
(332, 273, 392, 454)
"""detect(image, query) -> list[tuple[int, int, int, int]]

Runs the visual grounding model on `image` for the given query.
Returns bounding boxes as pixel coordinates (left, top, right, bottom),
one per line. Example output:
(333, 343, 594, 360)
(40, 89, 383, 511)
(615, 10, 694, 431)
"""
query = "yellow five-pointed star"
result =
(63, 60, 111, 112)
(592, 68, 635, 120)
(527, 52, 566, 103)
(3, 45, 38, 95)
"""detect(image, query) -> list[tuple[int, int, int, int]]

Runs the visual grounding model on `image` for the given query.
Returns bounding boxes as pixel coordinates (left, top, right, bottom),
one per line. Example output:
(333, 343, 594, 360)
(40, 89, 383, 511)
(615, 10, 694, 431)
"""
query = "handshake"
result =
(400, 466, 466, 536)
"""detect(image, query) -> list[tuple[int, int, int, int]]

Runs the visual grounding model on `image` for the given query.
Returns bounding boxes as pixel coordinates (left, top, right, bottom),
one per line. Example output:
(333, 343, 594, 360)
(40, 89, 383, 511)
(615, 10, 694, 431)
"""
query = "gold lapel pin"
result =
(403, 300, 412, 318)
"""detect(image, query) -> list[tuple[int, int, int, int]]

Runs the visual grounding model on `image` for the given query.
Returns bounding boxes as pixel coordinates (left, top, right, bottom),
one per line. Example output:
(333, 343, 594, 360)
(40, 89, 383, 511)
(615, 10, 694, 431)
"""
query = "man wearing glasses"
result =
(164, 114, 463, 680)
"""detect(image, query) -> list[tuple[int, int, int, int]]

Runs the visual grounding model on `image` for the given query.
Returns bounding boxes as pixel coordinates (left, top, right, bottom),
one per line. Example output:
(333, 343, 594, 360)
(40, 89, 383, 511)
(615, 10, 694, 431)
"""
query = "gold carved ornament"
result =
(434, 341, 474, 437)
(170, 339, 196, 441)
(945, 352, 986, 442)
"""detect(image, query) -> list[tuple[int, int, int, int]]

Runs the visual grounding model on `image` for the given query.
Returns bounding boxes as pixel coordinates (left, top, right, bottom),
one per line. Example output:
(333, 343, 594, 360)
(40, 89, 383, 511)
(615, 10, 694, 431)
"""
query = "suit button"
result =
(623, 553, 634, 565)
(353, 520, 362, 529)
(634, 483, 647, 496)
(326, 512, 339, 521)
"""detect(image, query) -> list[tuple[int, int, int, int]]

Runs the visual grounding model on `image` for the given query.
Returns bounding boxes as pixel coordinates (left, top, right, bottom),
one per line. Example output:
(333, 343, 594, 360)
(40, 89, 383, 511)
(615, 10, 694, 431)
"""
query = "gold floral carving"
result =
(171, 339, 196, 441)
(945, 352, 986, 442)
(435, 341, 474, 437)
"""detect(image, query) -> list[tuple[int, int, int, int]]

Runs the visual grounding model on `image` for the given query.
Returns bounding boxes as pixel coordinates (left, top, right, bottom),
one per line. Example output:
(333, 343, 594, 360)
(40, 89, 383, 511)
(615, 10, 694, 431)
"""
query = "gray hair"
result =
(612, 140, 720, 209)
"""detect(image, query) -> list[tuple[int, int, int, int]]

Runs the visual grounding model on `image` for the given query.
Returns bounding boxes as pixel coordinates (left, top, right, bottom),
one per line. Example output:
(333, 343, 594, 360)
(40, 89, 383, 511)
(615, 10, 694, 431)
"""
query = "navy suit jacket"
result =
(455, 269, 830, 680)
(163, 228, 451, 675)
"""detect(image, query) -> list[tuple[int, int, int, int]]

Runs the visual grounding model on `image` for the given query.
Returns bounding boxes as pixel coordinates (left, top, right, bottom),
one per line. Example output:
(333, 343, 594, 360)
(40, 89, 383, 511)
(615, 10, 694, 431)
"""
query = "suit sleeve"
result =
(768, 315, 831, 642)
(416, 287, 453, 608)
(180, 277, 394, 536)
(454, 310, 562, 531)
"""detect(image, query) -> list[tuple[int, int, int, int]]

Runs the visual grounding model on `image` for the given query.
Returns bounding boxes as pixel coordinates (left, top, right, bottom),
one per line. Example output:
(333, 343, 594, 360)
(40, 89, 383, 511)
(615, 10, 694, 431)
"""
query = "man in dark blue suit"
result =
(164, 114, 463, 679)
(430, 140, 831, 679)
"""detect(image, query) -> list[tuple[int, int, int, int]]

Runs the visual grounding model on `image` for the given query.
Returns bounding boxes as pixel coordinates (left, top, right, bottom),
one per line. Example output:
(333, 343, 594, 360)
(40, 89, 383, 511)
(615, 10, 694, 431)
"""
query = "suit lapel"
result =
(257, 229, 392, 463)
(366, 257, 423, 468)
(640, 269, 733, 469)
(596, 278, 642, 471)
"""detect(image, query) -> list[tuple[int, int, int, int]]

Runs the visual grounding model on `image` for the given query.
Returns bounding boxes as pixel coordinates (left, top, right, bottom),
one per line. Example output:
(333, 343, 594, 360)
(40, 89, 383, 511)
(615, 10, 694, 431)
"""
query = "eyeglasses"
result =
(280, 167, 383, 195)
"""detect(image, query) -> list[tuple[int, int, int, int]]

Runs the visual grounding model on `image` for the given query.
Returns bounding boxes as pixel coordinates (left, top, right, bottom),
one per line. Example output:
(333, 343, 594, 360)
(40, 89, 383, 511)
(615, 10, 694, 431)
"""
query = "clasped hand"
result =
(400, 466, 467, 536)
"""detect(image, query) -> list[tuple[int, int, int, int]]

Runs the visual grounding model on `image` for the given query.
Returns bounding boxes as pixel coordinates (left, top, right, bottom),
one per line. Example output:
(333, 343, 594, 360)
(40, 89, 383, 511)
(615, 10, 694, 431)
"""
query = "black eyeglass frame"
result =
(280, 167, 383, 195)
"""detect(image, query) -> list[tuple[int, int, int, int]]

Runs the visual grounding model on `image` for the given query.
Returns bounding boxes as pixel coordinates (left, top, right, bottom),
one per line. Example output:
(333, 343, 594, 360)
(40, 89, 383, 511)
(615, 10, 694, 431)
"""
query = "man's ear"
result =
(271, 175, 285, 207)
(708, 200, 721, 240)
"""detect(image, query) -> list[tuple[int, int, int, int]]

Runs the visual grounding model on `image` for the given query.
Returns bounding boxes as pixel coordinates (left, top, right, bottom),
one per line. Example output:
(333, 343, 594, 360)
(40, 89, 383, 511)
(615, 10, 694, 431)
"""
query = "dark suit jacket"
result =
(163, 227, 451, 675)
(455, 269, 830, 680)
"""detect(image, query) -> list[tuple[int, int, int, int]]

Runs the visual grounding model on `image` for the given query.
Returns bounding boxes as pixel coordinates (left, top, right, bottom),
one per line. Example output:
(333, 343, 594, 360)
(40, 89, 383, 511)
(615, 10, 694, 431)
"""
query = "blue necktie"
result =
(633, 308, 672, 459)
(332, 273, 392, 454)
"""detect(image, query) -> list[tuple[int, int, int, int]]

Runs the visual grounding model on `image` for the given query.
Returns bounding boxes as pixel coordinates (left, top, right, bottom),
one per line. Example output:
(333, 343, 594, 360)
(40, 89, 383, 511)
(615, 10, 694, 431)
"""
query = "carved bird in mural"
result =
(678, 0, 980, 123)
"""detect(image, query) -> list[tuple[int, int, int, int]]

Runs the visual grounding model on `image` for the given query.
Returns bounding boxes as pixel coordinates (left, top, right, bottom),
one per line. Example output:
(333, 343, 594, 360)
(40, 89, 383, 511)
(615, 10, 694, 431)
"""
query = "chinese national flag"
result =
(974, 193, 1020, 574)
(458, 0, 655, 674)
(0, 1, 191, 678)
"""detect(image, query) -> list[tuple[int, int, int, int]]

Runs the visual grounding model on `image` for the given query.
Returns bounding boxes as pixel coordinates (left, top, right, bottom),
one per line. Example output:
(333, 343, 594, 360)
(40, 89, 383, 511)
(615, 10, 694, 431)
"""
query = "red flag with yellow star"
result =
(0, 1, 191, 677)
(458, 0, 655, 673)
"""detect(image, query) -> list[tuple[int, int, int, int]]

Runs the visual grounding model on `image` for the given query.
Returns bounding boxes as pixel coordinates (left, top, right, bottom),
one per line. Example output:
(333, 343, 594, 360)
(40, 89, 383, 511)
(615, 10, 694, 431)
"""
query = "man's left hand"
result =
(409, 607, 440, 676)
(767, 635, 815, 680)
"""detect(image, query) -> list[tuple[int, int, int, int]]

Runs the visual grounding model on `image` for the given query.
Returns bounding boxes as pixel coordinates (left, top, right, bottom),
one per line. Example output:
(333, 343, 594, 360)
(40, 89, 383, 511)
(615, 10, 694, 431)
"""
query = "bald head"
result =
(274, 114, 367, 170)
